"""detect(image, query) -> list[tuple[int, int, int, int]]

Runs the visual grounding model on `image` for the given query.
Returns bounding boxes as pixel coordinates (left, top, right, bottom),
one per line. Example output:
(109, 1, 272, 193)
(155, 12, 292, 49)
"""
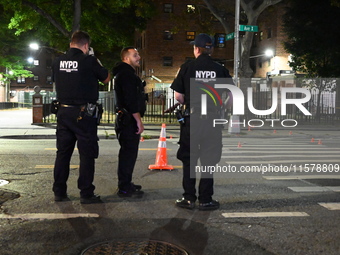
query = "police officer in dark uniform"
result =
(52, 31, 110, 204)
(171, 33, 233, 210)
(112, 47, 146, 197)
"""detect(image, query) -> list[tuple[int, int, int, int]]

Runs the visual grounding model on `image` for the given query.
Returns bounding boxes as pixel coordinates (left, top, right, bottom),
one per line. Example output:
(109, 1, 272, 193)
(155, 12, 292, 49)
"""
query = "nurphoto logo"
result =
(195, 78, 312, 128)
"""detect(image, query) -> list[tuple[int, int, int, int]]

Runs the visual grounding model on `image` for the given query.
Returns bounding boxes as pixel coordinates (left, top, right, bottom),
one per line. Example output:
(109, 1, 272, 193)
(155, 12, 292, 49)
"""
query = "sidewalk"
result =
(1, 108, 339, 139)
(0, 108, 180, 139)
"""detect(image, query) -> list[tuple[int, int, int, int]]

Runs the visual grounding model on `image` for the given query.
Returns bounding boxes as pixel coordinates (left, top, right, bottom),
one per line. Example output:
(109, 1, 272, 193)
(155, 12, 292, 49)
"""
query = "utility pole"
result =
(228, 0, 241, 134)
(234, 0, 240, 87)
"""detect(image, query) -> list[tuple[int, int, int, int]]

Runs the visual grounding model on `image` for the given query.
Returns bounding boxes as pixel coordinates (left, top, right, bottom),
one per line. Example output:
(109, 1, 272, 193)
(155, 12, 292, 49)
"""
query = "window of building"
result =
(215, 33, 226, 48)
(17, 76, 26, 84)
(186, 31, 195, 41)
(164, 3, 173, 13)
(34, 76, 39, 81)
(33, 60, 39, 66)
(259, 31, 263, 41)
(163, 57, 173, 66)
(163, 30, 173, 40)
(187, 4, 195, 13)
(267, 28, 272, 39)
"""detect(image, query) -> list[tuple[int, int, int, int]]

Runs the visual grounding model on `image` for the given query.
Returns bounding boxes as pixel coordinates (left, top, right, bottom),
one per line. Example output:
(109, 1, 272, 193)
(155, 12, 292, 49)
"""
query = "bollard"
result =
(32, 86, 43, 124)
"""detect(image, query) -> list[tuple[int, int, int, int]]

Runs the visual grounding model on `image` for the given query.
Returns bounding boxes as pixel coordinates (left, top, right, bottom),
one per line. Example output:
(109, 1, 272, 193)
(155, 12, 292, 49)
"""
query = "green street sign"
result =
(239, 25, 258, 32)
(226, 32, 235, 41)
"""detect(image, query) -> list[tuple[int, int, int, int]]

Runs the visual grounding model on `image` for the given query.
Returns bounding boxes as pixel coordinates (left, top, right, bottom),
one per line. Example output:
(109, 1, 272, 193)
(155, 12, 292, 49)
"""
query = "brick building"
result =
(1, 1, 292, 103)
(250, 1, 291, 79)
(135, 0, 292, 93)
(1, 47, 55, 104)
(136, 0, 234, 92)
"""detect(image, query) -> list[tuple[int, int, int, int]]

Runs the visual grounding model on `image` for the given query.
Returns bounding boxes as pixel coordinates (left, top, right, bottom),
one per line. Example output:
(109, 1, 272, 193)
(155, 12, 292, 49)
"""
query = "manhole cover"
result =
(81, 239, 188, 255)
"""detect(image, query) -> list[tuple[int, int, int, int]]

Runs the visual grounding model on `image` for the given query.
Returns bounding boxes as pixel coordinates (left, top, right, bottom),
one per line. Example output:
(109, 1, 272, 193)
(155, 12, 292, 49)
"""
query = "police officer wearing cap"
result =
(171, 33, 233, 210)
(52, 31, 110, 204)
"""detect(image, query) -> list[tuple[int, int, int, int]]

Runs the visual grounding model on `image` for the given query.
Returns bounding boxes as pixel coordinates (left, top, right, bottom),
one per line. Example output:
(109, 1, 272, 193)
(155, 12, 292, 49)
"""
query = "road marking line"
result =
(288, 186, 340, 192)
(326, 186, 340, 192)
(223, 145, 339, 148)
(139, 148, 172, 151)
(318, 203, 340, 210)
(222, 155, 338, 158)
(222, 150, 339, 154)
(222, 212, 309, 218)
(45, 148, 78, 150)
(0, 213, 99, 220)
(263, 175, 340, 180)
(224, 160, 339, 164)
(35, 165, 79, 169)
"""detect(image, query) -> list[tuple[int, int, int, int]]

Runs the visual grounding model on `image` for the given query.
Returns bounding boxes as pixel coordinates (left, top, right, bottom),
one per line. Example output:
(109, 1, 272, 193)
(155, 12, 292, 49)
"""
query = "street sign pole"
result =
(234, 0, 240, 87)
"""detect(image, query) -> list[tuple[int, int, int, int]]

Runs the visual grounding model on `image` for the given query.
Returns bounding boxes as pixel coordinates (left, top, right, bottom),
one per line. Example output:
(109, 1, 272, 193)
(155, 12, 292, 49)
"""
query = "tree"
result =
(202, 0, 282, 79)
(0, 6, 33, 86)
(283, 0, 340, 78)
(0, 0, 156, 69)
(283, 0, 340, 119)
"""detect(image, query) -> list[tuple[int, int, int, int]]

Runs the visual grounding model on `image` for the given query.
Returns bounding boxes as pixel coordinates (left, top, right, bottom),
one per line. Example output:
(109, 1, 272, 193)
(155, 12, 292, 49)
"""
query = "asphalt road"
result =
(1, 133, 340, 255)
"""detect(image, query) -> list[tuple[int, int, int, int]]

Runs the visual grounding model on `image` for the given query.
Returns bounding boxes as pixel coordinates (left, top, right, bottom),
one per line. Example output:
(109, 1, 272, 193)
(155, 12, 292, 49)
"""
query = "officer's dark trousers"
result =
(53, 107, 99, 198)
(115, 118, 140, 191)
(177, 114, 222, 203)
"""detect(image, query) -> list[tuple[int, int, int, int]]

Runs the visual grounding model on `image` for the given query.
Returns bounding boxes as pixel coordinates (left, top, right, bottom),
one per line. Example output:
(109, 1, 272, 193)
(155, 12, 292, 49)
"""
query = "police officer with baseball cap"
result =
(52, 31, 110, 204)
(171, 33, 233, 210)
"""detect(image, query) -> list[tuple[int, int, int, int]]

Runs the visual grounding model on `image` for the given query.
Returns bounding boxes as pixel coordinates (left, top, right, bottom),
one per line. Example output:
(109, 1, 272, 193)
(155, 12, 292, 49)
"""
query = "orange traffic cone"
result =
(149, 124, 174, 171)
(311, 138, 315, 142)
(237, 142, 242, 148)
(273, 130, 277, 134)
(318, 139, 322, 145)
(140, 136, 144, 142)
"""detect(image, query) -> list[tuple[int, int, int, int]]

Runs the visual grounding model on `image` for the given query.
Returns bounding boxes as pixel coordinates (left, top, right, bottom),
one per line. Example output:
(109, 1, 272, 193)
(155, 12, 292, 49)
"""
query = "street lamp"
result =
(265, 49, 274, 57)
(27, 57, 34, 64)
(29, 42, 63, 53)
(29, 43, 40, 51)
(250, 49, 274, 59)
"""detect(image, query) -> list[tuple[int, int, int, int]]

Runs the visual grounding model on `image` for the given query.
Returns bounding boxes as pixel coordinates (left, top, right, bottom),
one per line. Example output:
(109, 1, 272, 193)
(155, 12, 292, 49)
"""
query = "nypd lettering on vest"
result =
(60, 61, 78, 72)
(196, 70, 216, 79)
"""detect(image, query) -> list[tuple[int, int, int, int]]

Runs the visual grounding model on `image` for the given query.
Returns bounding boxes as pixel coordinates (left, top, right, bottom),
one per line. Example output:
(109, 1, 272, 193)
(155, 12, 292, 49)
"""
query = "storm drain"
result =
(81, 239, 188, 255)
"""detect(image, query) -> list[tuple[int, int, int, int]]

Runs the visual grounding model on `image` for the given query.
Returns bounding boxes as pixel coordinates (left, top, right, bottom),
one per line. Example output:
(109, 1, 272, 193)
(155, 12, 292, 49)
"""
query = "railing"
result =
(244, 89, 339, 125)
(2, 88, 338, 126)
(40, 89, 178, 125)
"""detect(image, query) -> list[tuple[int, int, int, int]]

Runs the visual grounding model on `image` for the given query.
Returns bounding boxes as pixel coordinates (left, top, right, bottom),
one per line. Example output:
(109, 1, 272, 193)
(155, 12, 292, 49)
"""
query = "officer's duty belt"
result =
(60, 104, 81, 108)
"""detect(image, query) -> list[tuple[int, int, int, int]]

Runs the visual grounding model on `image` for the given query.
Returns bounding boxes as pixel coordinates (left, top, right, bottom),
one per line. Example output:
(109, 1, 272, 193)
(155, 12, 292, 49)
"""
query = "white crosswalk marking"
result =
(222, 212, 309, 218)
(221, 136, 340, 213)
(0, 213, 99, 220)
(318, 203, 340, 210)
(222, 137, 339, 168)
(288, 186, 340, 192)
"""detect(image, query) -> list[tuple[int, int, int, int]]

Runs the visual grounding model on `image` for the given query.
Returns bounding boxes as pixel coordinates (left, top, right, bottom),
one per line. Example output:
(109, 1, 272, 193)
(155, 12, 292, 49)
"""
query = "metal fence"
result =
(2, 88, 338, 126)
(244, 89, 339, 124)
(40, 89, 178, 125)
